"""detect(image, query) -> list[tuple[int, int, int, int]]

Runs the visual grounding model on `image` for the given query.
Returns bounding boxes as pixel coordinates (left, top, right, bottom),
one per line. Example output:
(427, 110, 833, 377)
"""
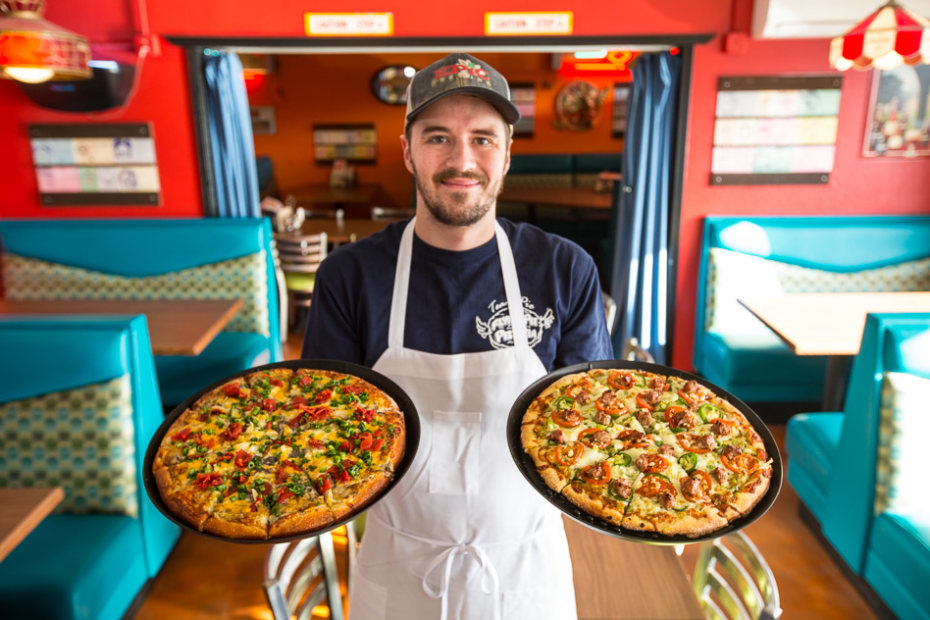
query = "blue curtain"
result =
(203, 51, 260, 218)
(608, 53, 681, 364)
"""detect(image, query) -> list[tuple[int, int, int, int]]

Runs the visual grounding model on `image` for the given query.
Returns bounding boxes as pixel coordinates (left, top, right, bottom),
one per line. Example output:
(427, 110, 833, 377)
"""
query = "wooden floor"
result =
(132, 330, 879, 620)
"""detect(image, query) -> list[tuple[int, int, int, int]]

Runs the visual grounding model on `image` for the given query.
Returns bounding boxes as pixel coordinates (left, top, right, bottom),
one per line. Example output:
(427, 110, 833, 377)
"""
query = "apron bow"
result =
(422, 543, 501, 620)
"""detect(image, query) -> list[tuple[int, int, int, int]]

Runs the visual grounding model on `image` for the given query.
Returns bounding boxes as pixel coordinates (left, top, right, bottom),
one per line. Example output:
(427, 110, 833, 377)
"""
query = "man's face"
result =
(401, 94, 511, 227)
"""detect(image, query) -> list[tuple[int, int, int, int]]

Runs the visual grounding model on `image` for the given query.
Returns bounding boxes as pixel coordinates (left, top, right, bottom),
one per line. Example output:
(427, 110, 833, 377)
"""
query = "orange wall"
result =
(250, 52, 625, 209)
(1, 0, 928, 371)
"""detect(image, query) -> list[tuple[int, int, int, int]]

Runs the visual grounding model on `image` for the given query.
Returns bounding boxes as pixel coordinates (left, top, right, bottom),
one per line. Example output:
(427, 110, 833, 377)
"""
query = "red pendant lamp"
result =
(830, 0, 930, 71)
(0, 0, 90, 83)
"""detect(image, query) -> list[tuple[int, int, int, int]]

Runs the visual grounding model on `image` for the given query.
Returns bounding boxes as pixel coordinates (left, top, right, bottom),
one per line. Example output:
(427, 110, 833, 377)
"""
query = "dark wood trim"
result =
(185, 46, 219, 217)
(40, 192, 159, 206)
(710, 172, 830, 186)
(164, 34, 715, 49)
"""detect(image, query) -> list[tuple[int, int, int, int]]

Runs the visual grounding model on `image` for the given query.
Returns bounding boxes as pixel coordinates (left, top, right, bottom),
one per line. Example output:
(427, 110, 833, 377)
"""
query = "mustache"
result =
(432, 169, 488, 186)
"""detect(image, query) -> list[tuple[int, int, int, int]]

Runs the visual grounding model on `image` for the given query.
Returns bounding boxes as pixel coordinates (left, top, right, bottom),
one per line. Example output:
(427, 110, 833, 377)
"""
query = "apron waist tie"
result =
(422, 543, 501, 620)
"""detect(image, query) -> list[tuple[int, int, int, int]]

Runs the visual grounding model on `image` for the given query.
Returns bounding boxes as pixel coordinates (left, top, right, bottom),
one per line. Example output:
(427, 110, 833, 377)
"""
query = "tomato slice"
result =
(680, 470, 712, 502)
(552, 408, 583, 428)
(577, 428, 611, 449)
(607, 371, 634, 390)
(664, 404, 687, 427)
(677, 433, 713, 454)
(638, 473, 676, 498)
(721, 450, 759, 474)
(635, 393, 654, 411)
(617, 429, 649, 449)
(637, 453, 669, 473)
(553, 442, 584, 466)
(580, 460, 612, 485)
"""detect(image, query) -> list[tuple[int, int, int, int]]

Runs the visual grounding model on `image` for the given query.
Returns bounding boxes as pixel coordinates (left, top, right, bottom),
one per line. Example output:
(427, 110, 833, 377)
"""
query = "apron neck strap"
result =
(387, 218, 529, 350)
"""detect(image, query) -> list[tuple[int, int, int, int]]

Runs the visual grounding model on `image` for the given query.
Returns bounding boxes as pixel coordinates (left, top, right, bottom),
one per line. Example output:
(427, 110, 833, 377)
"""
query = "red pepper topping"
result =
(315, 474, 333, 494)
(195, 472, 224, 489)
(222, 422, 243, 441)
(223, 383, 243, 398)
(261, 398, 278, 412)
(354, 406, 375, 422)
(171, 427, 192, 441)
(314, 389, 333, 404)
(234, 449, 252, 470)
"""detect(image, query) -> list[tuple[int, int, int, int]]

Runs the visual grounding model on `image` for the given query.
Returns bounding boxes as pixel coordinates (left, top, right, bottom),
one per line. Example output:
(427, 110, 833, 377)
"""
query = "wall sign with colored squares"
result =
(29, 122, 161, 206)
(710, 75, 843, 186)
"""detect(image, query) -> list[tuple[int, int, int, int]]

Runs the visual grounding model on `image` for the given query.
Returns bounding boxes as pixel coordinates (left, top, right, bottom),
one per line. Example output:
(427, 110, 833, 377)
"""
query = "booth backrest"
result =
(0, 218, 280, 346)
(694, 215, 930, 402)
(821, 313, 930, 572)
(0, 315, 179, 576)
(505, 153, 621, 190)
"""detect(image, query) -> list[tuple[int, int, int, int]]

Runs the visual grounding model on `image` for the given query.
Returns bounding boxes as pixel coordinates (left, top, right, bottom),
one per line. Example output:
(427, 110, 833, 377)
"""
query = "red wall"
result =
(1, 0, 928, 371)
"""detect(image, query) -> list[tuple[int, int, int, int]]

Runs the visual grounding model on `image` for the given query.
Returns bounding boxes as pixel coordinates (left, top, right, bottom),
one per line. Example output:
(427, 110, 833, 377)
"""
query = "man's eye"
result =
(426, 135, 447, 144)
(474, 137, 491, 145)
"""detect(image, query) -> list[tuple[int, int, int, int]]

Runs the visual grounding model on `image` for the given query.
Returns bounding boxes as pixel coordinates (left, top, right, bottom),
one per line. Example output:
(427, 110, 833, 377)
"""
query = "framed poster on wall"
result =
(864, 64, 930, 158)
(710, 75, 842, 185)
(29, 123, 160, 206)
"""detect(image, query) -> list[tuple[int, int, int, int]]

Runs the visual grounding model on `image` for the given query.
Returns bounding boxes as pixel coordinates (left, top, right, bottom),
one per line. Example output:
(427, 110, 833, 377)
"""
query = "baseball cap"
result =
(405, 53, 521, 128)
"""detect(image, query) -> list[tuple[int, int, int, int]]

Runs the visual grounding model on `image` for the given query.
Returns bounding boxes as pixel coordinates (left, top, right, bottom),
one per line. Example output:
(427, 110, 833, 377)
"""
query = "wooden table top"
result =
(564, 517, 704, 619)
(0, 486, 64, 563)
(0, 298, 243, 356)
(286, 183, 380, 207)
(738, 291, 930, 356)
(499, 187, 614, 210)
(290, 217, 395, 245)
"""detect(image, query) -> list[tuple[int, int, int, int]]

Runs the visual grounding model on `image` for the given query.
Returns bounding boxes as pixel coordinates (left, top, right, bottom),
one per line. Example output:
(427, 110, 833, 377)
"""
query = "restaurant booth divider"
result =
(0, 218, 283, 407)
(693, 215, 930, 404)
(0, 316, 181, 620)
(786, 312, 930, 620)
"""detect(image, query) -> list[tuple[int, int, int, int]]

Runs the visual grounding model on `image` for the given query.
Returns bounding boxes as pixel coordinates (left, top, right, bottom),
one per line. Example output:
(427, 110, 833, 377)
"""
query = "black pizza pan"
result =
(143, 359, 420, 544)
(507, 359, 782, 545)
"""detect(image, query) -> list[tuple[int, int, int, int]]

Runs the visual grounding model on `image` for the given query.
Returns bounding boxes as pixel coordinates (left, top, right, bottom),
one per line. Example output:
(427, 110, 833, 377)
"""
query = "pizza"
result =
(152, 367, 405, 540)
(520, 368, 772, 538)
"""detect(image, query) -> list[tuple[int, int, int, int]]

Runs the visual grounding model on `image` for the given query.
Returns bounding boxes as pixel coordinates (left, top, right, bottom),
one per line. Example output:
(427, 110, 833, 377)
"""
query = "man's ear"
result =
(400, 133, 415, 175)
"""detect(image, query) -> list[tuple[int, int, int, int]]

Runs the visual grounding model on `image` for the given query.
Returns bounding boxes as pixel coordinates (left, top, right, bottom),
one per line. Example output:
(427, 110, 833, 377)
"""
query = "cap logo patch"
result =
(432, 57, 491, 87)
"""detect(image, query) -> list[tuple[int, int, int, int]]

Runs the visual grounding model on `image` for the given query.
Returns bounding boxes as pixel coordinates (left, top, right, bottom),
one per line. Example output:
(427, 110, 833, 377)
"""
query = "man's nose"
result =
(446, 139, 478, 171)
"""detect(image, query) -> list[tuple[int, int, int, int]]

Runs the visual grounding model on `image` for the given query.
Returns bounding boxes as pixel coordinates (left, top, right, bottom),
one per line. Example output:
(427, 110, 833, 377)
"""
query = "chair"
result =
(622, 337, 655, 363)
(692, 531, 782, 620)
(264, 532, 344, 620)
(603, 291, 617, 336)
(371, 206, 414, 220)
(275, 232, 328, 330)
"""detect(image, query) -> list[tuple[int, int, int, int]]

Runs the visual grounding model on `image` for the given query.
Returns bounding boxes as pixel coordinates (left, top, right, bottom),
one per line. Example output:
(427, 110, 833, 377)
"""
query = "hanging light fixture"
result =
(0, 0, 90, 84)
(830, 0, 930, 71)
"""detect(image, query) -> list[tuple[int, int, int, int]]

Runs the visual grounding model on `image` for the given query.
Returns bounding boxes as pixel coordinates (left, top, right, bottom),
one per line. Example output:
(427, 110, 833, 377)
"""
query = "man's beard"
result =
(412, 165, 503, 227)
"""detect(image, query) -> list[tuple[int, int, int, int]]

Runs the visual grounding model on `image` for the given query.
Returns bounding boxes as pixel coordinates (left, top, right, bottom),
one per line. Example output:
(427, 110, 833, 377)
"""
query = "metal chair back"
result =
(263, 533, 344, 620)
(692, 531, 781, 620)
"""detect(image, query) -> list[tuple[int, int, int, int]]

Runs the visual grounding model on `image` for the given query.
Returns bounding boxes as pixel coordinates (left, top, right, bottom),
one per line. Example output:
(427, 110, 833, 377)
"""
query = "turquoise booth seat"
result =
(786, 313, 930, 620)
(0, 218, 283, 407)
(694, 215, 930, 403)
(0, 316, 181, 620)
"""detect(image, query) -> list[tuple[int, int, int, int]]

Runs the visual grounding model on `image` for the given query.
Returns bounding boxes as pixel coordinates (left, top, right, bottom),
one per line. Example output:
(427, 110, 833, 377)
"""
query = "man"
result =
(302, 53, 613, 620)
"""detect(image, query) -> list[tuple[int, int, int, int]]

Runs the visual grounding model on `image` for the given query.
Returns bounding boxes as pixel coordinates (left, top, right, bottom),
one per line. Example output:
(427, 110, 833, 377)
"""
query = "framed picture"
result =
(864, 64, 930, 157)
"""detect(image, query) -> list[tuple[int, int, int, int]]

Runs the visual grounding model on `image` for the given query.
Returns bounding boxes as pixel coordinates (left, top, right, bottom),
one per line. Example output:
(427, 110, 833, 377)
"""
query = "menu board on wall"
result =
(313, 124, 377, 164)
(711, 76, 842, 185)
(29, 123, 160, 206)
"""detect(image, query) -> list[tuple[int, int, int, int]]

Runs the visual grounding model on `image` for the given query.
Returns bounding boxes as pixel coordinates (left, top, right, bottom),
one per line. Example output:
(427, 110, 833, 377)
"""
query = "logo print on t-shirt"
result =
(475, 297, 554, 349)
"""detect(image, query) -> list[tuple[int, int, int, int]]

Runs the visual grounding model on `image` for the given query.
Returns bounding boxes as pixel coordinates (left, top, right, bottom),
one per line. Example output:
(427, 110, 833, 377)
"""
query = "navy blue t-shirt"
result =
(301, 218, 613, 371)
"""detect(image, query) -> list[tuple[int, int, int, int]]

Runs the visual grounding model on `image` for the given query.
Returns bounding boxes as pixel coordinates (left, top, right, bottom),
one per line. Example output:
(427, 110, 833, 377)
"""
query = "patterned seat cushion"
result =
(0, 375, 138, 517)
(874, 371, 930, 520)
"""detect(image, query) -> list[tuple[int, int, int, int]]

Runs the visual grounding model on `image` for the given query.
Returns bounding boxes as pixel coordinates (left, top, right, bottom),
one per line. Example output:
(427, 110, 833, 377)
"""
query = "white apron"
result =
(349, 219, 577, 620)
